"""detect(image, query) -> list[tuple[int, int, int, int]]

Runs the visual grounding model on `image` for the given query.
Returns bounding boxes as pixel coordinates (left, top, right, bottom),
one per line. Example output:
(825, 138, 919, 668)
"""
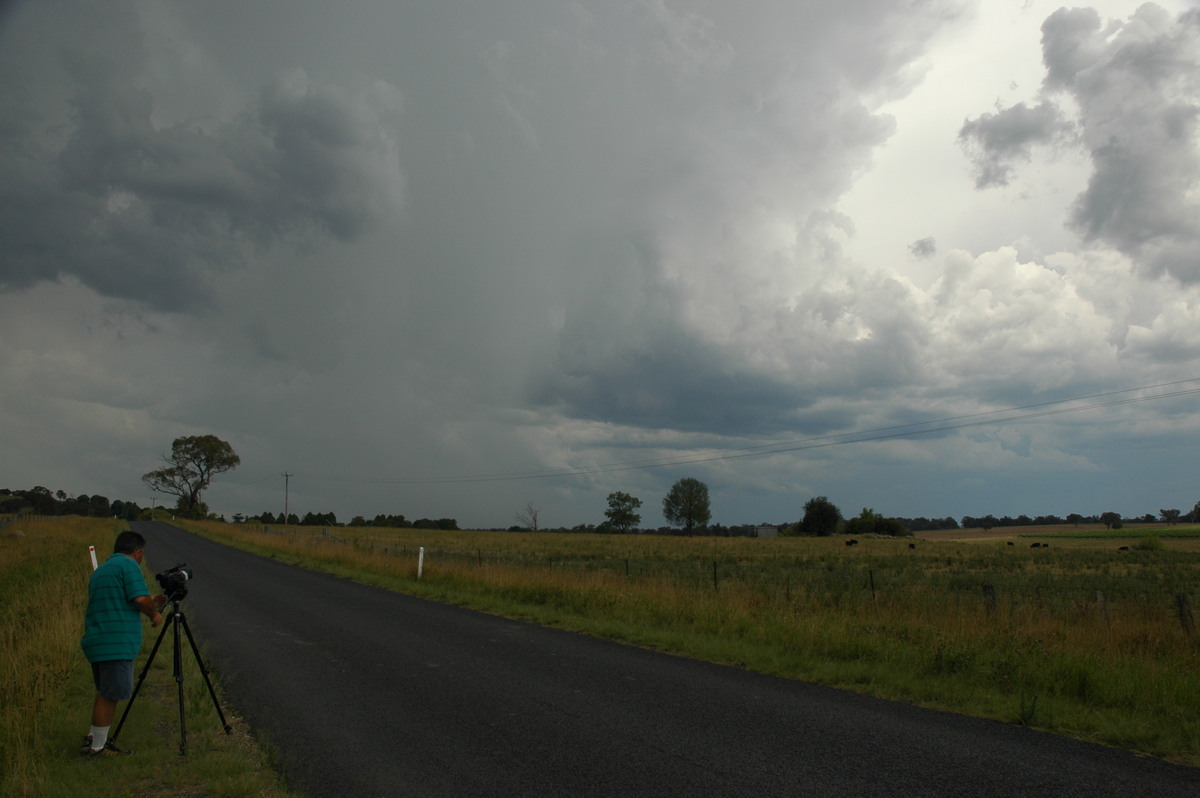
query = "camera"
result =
(156, 564, 193, 601)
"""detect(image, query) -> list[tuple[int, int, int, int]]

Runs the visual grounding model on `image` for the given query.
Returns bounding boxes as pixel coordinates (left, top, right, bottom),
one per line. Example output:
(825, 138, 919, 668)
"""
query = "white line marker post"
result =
(418, 546, 425, 580)
(88, 545, 98, 570)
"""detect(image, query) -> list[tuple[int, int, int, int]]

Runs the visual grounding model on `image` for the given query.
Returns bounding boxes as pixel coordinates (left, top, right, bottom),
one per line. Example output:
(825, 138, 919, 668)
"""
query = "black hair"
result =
(113, 530, 146, 555)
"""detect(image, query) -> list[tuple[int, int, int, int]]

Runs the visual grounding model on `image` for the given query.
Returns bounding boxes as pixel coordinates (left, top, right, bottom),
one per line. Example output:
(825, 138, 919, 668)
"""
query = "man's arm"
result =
(131, 594, 166, 627)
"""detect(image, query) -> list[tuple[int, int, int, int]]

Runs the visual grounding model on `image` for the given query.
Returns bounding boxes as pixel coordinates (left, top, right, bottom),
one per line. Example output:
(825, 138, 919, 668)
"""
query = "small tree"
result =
(662, 478, 711, 534)
(515, 502, 541, 532)
(142, 435, 240, 519)
(604, 491, 642, 533)
(799, 496, 841, 536)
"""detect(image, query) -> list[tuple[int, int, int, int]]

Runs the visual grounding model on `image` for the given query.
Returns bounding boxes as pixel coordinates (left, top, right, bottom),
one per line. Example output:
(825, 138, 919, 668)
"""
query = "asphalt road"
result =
(132, 522, 1200, 797)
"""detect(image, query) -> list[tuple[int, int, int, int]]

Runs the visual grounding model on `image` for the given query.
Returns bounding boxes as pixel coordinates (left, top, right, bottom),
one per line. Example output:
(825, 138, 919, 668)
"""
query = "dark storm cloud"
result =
(909, 237, 937, 258)
(1057, 5, 1200, 282)
(521, 1, 957, 437)
(958, 101, 1072, 187)
(531, 231, 802, 436)
(539, 329, 807, 436)
(1039, 6, 1109, 91)
(536, 227, 931, 437)
(539, 313, 927, 436)
(962, 4, 1200, 282)
(0, 19, 402, 309)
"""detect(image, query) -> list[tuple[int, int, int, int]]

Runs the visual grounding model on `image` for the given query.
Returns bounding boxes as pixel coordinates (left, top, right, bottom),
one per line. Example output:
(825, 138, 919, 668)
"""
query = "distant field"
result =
(920, 523, 1200, 543)
(185, 519, 1200, 767)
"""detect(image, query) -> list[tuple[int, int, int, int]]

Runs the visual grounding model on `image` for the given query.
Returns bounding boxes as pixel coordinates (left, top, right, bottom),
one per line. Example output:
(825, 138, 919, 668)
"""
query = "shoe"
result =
(82, 742, 131, 757)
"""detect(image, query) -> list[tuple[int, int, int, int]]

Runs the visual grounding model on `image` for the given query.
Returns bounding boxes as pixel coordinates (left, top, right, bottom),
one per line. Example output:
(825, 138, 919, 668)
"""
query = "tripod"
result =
(111, 598, 232, 755)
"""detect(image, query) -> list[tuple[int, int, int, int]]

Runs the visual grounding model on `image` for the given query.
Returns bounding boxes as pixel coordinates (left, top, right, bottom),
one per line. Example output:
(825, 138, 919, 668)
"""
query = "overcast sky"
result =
(3, 0, 1199, 529)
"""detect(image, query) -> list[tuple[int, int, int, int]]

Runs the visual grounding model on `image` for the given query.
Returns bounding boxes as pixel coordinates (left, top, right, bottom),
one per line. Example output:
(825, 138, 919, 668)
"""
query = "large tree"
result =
(662, 478, 710, 534)
(799, 496, 841, 536)
(604, 491, 642, 533)
(142, 435, 240, 519)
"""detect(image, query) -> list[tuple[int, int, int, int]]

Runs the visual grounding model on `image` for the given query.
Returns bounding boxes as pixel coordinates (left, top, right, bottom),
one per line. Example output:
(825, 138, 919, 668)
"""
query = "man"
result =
(80, 530, 166, 756)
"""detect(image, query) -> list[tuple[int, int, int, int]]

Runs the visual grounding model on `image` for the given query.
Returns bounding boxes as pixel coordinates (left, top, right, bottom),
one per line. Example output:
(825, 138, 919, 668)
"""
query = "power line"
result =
(295, 377, 1200, 486)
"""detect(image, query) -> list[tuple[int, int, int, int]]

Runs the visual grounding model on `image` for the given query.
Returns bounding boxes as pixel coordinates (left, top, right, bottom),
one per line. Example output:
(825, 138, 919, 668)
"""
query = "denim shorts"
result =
(91, 660, 134, 701)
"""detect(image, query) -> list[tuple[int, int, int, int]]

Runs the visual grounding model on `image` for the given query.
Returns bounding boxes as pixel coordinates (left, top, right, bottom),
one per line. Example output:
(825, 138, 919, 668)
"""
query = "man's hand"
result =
(133, 594, 166, 626)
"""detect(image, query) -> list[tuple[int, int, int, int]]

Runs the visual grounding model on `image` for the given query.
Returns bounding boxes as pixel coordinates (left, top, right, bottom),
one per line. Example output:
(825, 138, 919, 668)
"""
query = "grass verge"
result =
(0, 517, 297, 798)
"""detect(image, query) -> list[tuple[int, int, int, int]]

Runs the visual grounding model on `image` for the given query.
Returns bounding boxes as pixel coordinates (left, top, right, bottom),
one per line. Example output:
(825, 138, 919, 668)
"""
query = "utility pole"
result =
(282, 472, 293, 525)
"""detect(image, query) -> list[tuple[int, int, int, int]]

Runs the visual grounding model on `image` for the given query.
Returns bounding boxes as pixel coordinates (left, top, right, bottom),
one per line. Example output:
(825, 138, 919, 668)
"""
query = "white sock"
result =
(89, 725, 109, 751)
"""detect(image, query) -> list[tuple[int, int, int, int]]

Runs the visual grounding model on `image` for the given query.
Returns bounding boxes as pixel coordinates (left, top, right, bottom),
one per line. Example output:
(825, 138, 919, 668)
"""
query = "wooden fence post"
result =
(982, 584, 997, 616)
(1176, 594, 1195, 636)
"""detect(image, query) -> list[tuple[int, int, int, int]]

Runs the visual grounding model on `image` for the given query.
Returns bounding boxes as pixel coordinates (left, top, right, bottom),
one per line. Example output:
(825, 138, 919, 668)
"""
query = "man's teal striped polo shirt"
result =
(81, 552, 151, 663)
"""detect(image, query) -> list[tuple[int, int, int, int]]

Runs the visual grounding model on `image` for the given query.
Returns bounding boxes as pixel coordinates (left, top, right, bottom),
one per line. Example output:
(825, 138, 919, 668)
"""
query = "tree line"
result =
(7, 472, 1200, 537)
(7, 433, 1200, 535)
(247, 511, 460, 530)
(789, 496, 1200, 537)
(0, 487, 146, 520)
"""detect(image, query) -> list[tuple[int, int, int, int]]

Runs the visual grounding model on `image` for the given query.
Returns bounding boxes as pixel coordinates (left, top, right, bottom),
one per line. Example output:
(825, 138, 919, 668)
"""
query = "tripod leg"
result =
(110, 611, 172, 746)
(173, 609, 187, 755)
(179, 613, 233, 734)
(107, 604, 229, 756)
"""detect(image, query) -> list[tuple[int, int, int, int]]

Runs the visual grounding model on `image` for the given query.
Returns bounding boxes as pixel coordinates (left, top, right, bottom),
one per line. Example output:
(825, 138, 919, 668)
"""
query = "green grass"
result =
(0, 517, 296, 798)
(185, 520, 1200, 768)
